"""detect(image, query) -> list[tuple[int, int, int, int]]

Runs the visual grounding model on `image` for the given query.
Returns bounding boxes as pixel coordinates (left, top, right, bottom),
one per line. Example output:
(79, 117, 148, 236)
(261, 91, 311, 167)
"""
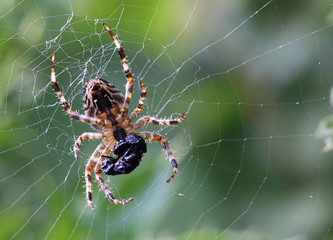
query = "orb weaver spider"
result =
(50, 23, 186, 211)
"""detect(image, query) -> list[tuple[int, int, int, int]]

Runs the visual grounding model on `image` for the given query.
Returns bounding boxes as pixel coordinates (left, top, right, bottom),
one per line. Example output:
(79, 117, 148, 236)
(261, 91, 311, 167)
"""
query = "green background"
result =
(1, 0, 333, 239)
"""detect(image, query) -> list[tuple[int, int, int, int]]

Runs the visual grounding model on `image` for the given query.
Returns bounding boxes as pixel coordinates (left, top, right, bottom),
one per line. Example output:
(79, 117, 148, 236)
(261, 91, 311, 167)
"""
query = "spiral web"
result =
(1, 0, 333, 239)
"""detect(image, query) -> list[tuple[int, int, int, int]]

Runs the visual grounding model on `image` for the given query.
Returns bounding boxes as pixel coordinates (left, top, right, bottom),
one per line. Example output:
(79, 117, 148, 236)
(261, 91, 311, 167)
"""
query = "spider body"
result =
(101, 133, 147, 175)
(50, 23, 186, 211)
(83, 78, 123, 130)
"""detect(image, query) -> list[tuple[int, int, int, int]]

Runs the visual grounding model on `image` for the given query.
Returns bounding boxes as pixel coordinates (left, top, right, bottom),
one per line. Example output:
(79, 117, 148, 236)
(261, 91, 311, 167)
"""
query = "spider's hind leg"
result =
(103, 23, 133, 118)
(51, 53, 106, 127)
(128, 81, 147, 122)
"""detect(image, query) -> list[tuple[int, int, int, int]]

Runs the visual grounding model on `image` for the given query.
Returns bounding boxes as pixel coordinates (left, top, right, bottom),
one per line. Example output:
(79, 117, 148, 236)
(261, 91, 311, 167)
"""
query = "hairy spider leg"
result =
(132, 113, 186, 130)
(51, 53, 105, 126)
(74, 132, 103, 159)
(94, 155, 134, 205)
(128, 81, 147, 122)
(85, 141, 110, 211)
(85, 139, 133, 211)
(135, 132, 179, 183)
(103, 23, 133, 119)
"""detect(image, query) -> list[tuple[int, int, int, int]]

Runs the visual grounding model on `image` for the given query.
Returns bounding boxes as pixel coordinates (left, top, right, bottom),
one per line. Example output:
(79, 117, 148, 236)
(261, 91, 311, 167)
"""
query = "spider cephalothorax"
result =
(50, 23, 186, 211)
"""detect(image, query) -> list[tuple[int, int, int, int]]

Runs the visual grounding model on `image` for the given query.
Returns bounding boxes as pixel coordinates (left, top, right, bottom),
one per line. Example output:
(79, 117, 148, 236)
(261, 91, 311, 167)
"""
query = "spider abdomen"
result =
(83, 78, 124, 129)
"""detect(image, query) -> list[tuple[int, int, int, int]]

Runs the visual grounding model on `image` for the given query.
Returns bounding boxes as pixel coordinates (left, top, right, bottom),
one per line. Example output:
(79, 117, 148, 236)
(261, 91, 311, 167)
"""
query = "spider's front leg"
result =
(94, 159, 134, 205)
(84, 141, 110, 211)
(73, 132, 103, 159)
(85, 138, 133, 211)
(135, 132, 179, 183)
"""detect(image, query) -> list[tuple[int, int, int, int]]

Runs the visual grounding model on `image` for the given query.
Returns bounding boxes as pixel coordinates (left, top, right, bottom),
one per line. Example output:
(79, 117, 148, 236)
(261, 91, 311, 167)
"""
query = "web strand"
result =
(1, 0, 333, 239)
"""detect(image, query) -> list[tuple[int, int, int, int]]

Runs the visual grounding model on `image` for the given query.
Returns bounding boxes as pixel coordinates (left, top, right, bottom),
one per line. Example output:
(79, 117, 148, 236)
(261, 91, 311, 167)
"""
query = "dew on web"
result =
(1, 0, 333, 239)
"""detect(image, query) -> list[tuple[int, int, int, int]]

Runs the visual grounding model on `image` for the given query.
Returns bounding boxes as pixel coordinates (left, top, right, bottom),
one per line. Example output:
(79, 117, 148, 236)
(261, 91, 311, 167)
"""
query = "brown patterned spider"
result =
(50, 23, 186, 211)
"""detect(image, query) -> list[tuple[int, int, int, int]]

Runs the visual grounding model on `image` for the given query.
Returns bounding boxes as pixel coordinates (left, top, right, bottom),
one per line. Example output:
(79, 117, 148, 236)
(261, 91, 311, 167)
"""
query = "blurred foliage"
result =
(1, 0, 333, 240)
(316, 88, 333, 152)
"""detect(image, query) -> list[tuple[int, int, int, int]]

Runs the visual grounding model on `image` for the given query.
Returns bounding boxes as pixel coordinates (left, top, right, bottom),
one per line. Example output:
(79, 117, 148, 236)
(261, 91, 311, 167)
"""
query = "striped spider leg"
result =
(51, 54, 105, 127)
(103, 23, 133, 119)
(85, 138, 133, 211)
(132, 114, 186, 182)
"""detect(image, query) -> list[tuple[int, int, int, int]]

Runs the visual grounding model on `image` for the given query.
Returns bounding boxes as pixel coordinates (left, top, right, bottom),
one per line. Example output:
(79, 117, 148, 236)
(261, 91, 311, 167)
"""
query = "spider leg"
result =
(94, 157, 134, 205)
(51, 53, 106, 127)
(132, 113, 186, 130)
(103, 23, 133, 118)
(74, 132, 103, 159)
(85, 140, 113, 211)
(128, 81, 146, 122)
(135, 131, 179, 183)
(85, 138, 133, 210)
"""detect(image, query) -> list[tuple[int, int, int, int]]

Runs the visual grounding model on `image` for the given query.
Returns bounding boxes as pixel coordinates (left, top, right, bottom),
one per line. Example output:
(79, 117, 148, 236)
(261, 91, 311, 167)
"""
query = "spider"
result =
(50, 23, 186, 211)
